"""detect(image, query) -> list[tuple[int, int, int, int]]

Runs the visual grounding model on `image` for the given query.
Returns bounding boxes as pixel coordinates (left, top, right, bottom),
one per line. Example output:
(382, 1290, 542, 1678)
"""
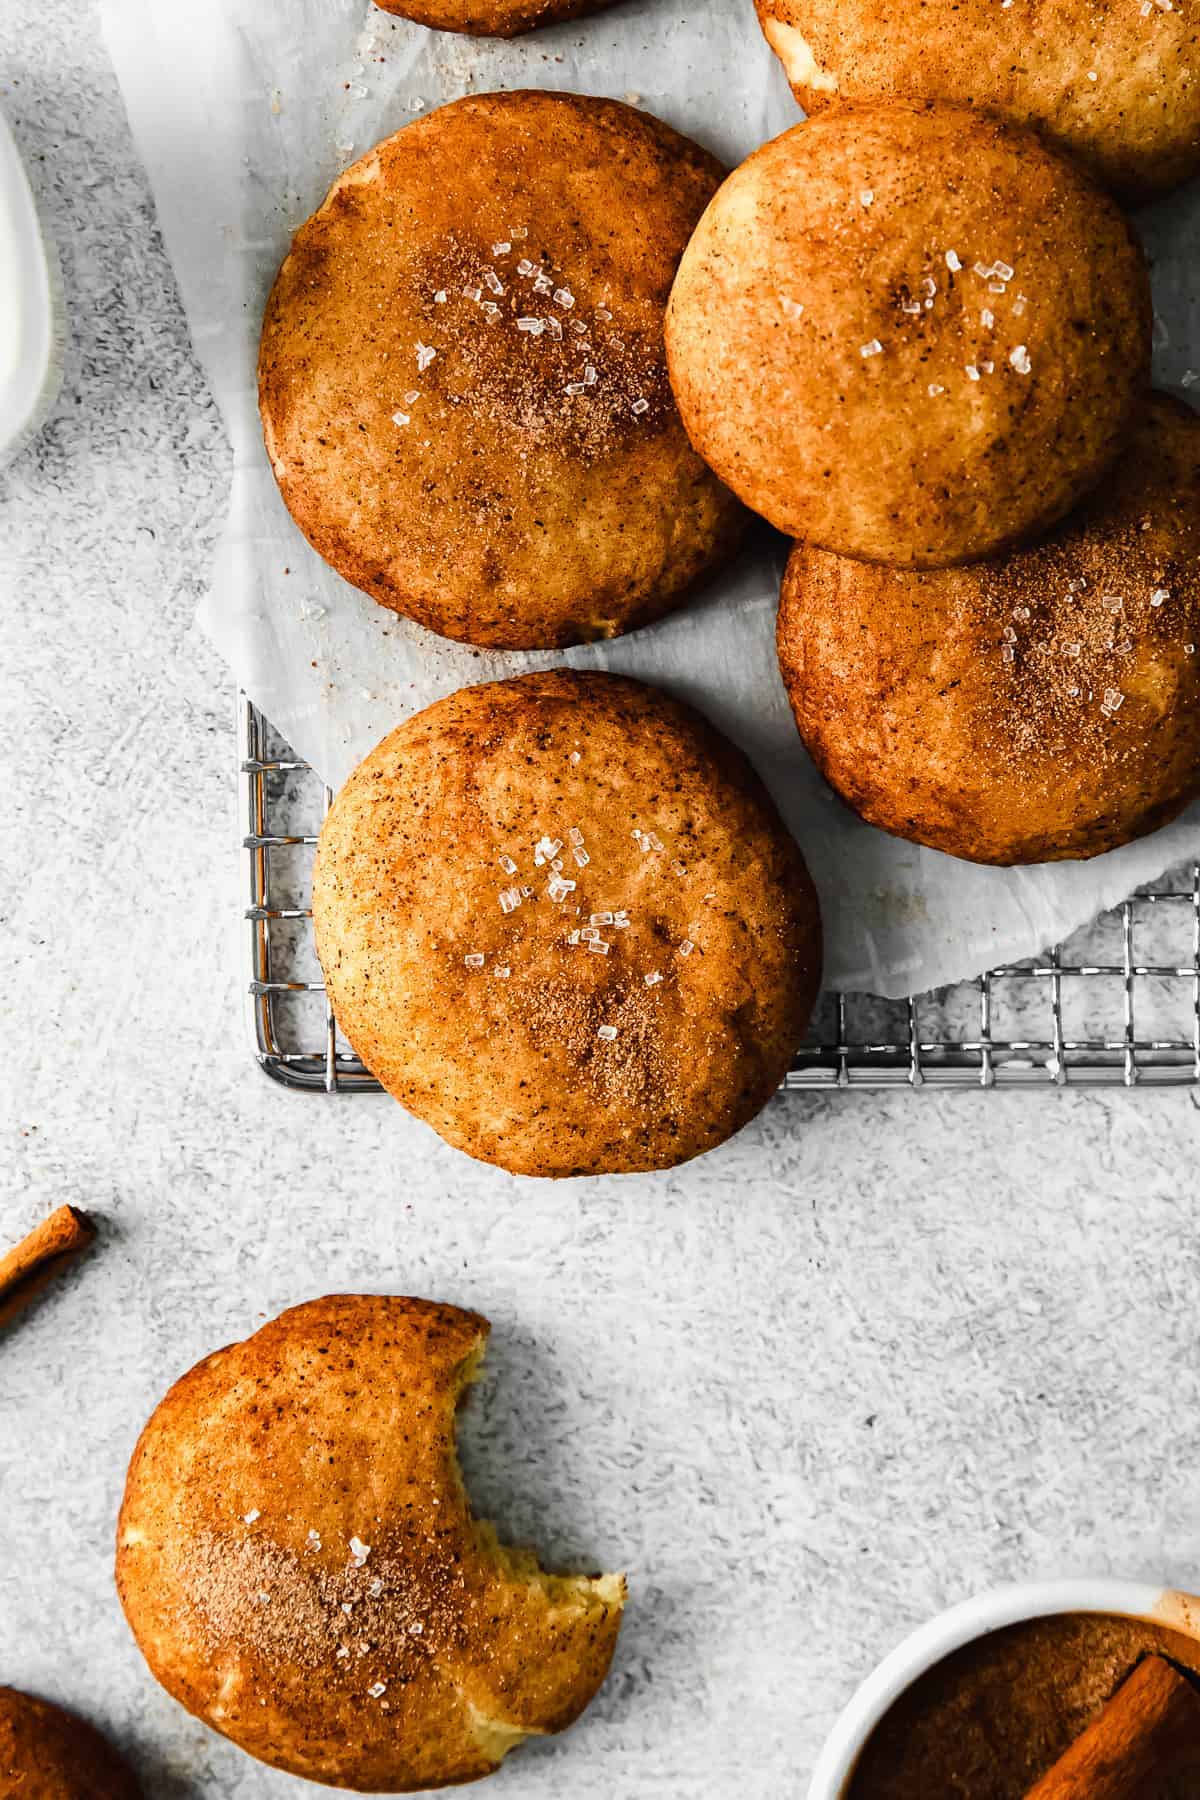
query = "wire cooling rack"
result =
(241, 696, 1200, 1092)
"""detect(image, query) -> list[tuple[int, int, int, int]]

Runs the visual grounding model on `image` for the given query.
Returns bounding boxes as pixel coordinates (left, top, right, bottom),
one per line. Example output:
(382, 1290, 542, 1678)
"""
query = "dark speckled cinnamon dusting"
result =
(846, 1612, 1200, 1800)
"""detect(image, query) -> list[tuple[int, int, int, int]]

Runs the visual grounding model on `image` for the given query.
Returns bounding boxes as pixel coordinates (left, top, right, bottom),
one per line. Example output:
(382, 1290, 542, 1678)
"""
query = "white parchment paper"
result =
(97, 0, 1200, 996)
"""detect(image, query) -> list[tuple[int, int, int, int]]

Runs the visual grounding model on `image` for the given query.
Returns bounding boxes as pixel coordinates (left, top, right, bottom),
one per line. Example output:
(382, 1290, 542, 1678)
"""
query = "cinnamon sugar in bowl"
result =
(809, 1580, 1200, 1800)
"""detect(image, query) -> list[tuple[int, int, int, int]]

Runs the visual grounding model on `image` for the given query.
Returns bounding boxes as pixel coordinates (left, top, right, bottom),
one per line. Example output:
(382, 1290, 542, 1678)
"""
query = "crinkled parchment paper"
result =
(98, 0, 1200, 996)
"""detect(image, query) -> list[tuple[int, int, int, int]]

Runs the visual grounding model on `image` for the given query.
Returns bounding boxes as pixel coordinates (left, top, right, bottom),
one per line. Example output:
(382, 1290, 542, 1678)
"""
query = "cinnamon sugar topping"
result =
(970, 487, 1196, 757)
(174, 1527, 463, 1683)
(406, 235, 666, 460)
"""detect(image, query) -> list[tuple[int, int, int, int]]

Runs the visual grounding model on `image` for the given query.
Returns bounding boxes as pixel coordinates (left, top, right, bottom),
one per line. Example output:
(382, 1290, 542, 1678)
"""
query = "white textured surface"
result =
(2, 6, 1200, 1798)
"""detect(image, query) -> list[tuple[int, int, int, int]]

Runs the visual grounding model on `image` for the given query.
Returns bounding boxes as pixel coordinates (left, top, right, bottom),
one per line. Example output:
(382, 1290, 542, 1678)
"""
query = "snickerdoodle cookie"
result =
(755, 0, 1200, 198)
(0, 1688, 141, 1799)
(312, 672, 822, 1175)
(260, 91, 743, 649)
(777, 395, 1200, 864)
(373, 0, 618, 37)
(117, 1295, 625, 1792)
(665, 103, 1151, 569)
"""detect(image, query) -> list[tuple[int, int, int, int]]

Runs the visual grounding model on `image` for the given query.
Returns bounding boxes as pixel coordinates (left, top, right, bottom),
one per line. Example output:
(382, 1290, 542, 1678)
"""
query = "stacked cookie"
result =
(261, 89, 822, 1178)
(668, 14, 1200, 868)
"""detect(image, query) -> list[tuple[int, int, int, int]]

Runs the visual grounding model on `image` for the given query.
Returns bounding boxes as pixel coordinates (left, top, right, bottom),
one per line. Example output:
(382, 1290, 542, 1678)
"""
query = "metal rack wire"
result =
(241, 696, 1200, 1092)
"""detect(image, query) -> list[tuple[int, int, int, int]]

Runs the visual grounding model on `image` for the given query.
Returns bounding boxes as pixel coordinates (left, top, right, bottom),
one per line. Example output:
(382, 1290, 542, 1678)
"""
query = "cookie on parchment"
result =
(373, 0, 619, 38)
(665, 103, 1151, 570)
(260, 92, 744, 649)
(776, 395, 1200, 864)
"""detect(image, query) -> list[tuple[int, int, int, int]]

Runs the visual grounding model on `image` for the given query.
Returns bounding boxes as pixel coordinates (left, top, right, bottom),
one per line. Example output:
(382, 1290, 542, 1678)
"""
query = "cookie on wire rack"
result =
(312, 671, 822, 1176)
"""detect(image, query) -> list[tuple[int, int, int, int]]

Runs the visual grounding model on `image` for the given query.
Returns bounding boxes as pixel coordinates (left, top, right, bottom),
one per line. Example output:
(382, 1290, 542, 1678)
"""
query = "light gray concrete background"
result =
(2, 5, 1199, 1796)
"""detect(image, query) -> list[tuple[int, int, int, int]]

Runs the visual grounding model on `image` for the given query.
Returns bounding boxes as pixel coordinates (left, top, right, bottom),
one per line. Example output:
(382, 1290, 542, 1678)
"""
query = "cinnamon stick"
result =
(0, 1205, 96, 1329)
(1024, 1653, 1200, 1799)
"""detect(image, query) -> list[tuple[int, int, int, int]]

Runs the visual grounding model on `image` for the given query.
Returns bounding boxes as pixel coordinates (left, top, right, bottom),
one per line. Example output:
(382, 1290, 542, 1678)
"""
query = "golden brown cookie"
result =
(116, 1295, 625, 1794)
(0, 1688, 141, 1799)
(259, 91, 744, 650)
(665, 102, 1151, 570)
(313, 671, 821, 1176)
(755, 0, 1200, 199)
(776, 394, 1200, 865)
(373, 0, 618, 38)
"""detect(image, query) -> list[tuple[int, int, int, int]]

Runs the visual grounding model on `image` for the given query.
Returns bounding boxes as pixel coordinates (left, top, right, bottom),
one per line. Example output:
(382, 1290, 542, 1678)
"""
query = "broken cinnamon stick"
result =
(1024, 1652, 1200, 1799)
(0, 1205, 96, 1329)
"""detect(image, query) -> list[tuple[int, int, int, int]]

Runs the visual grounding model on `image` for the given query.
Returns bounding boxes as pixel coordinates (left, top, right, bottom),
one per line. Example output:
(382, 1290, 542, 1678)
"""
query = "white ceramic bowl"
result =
(0, 103, 65, 468)
(808, 1577, 1200, 1799)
